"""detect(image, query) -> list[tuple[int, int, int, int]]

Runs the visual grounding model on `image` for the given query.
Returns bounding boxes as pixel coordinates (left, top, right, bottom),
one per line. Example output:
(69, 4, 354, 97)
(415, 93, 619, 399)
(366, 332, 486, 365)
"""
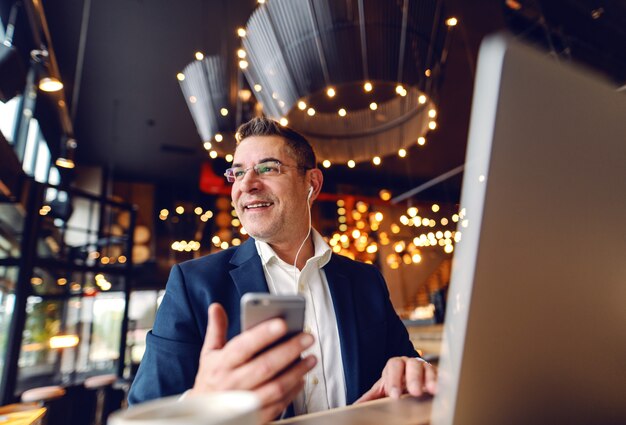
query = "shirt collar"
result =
(254, 229, 332, 268)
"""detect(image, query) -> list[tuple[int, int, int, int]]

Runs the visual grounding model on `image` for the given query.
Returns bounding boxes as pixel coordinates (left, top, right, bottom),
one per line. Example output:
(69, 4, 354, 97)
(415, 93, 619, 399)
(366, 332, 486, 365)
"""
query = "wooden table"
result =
(0, 403, 46, 425)
(274, 396, 433, 425)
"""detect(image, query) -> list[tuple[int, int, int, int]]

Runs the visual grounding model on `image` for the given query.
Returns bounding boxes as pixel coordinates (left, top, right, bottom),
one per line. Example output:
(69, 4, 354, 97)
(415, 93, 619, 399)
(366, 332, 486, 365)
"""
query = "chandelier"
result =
(240, 0, 452, 164)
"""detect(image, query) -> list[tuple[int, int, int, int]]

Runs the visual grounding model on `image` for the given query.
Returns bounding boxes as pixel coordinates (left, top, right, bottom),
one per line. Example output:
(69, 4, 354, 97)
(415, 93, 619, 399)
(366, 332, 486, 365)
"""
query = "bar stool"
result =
(21, 385, 66, 425)
(84, 374, 117, 425)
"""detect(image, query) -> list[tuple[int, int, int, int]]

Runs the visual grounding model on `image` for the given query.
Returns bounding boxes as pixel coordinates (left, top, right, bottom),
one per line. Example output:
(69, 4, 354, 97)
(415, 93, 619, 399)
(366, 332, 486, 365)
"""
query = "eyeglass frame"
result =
(223, 159, 309, 183)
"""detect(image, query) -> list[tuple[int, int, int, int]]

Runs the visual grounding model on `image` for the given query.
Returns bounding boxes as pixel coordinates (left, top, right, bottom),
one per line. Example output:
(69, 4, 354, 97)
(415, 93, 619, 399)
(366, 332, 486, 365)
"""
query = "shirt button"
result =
(298, 283, 305, 292)
(312, 376, 319, 385)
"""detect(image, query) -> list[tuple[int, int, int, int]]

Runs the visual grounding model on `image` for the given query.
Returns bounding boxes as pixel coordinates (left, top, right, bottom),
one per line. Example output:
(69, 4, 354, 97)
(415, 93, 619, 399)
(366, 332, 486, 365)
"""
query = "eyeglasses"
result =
(224, 160, 304, 183)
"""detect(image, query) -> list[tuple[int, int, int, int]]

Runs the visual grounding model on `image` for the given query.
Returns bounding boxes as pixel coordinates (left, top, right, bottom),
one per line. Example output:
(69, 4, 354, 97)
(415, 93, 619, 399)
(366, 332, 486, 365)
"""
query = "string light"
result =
(417, 137, 426, 146)
(239, 60, 248, 69)
(209, 150, 218, 158)
(372, 156, 381, 165)
(279, 117, 288, 126)
(254, 84, 262, 92)
(428, 109, 437, 118)
(203, 142, 212, 150)
(428, 121, 437, 130)
(446, 17, 458, 27)
(347, 160, 355, 168)
(338, 108, 346, 117)
(307, 107, 316, 116)
(418, 95, 427, 104)
(298, 101, 307, 110)
(322, 160, 331, 168)
(215, 133, 223, 142)
(195, 52, 204, 60)
(220, 108, 228, 116)
(369, 102, 378, 110)
(364, 81, 373, 92)
(326, 87, 336, 98)
(176, 73, 185, 81)
(225, 154, 233, 162)
(237, 28, 247, 37)
(237, 49, 246, 59)
(398, 148, 407, 157)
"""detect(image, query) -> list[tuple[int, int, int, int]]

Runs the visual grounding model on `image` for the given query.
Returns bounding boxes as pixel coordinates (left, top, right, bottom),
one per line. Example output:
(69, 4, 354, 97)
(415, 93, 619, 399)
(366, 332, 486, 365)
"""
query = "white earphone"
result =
(307, 186, 313, 199)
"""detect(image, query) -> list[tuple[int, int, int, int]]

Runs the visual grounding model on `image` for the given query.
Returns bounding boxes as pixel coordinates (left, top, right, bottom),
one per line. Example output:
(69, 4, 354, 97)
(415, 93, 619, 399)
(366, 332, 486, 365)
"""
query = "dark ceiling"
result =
(6, 0, 626, 203)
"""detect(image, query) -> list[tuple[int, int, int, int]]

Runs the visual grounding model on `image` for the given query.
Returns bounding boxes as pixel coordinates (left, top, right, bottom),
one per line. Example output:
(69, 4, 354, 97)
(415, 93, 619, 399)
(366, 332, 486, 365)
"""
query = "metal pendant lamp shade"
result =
(179, 56, 230, 144)
(241, 0, 450, 165)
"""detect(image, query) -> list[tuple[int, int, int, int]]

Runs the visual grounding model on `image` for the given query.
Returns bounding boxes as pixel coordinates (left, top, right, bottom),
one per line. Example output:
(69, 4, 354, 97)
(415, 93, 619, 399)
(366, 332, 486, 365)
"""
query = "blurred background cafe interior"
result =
(0, 0, 624, 423)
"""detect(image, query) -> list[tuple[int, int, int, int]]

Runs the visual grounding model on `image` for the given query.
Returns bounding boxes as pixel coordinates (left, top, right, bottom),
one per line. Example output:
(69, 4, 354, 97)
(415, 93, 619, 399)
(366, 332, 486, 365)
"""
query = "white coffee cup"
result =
(108, 391, 260, 425)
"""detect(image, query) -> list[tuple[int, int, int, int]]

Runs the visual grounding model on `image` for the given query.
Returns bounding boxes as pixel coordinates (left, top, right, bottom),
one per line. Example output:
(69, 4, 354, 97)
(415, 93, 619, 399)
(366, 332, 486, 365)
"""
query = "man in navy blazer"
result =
(129, 118, 437, 422)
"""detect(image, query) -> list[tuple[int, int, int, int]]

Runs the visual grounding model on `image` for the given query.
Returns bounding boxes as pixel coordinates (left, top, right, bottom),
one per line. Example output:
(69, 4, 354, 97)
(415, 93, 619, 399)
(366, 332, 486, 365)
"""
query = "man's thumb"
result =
(202, 303, 228, 352)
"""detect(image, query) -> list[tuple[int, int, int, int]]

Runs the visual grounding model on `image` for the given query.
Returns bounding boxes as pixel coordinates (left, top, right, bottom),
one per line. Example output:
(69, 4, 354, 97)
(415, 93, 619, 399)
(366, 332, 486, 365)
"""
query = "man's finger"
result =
(219, 318, 288, 369)
(228, 332, 314, 389)
(258, 378, 306, 424)
(424, 361, 438, 394)
(202, 303, 228, 353)
(405, 358, 425, 396)
(383, 357, 406, 399)
(354, 377, 383, 403)
(253, 355, 317, 407)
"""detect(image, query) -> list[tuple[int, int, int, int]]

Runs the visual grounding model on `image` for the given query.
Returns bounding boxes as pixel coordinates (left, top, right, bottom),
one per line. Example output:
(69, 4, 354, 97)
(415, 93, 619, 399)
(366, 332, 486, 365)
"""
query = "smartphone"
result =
(241, 293, 306, 340)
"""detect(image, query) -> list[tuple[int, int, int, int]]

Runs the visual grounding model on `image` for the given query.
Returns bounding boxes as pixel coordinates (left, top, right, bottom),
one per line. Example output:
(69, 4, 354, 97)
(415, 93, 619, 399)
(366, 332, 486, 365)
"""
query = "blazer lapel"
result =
(229, 238, 269, 296)
(324, 255, 361, 404)
(228, 238, 269, 335)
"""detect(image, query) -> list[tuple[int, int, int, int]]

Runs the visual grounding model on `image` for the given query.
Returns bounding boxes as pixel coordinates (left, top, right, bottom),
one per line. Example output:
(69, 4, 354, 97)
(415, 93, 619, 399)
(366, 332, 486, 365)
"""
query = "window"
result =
(45, 167, 61, 203)
(0, 97, 21, 144)
(22, 119, 40, 175)
(34, 139, 51, 183)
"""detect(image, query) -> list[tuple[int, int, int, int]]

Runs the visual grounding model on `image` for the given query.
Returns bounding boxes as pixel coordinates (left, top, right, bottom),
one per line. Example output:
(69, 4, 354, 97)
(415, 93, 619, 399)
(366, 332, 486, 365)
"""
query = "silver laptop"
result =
(432, 34, 626, 425)
(279, 34, 626, 425)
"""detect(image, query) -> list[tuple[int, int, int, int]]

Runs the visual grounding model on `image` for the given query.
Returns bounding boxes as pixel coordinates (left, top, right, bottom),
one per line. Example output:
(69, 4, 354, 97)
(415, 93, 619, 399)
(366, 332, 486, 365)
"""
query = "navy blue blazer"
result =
(128, 238, 417, 406)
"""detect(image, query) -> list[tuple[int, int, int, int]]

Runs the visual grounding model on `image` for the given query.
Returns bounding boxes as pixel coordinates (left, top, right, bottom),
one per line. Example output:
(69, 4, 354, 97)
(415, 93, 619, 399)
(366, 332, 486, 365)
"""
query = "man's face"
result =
(231, 135, 311, 244)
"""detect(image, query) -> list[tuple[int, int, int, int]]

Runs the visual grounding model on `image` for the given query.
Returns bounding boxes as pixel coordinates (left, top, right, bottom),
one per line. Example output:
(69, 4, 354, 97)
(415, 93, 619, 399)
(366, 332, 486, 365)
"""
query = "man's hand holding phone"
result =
(190, 301, 315, 423)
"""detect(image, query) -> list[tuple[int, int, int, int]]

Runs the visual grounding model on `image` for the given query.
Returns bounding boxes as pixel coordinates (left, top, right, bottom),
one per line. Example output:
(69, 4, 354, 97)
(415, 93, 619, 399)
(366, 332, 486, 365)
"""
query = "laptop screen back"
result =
(432, 34, 626, 425)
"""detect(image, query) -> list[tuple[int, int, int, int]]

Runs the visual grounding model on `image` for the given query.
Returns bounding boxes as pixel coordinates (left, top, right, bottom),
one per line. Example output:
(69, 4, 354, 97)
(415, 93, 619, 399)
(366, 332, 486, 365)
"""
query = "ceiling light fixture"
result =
(39, 76, 63, 92)
(240, 0, 450, 165)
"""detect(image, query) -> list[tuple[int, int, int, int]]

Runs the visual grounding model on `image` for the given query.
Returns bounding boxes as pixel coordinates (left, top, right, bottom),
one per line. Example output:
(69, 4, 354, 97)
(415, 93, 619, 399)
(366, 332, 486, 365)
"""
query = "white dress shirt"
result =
(255, 230, 347, 415)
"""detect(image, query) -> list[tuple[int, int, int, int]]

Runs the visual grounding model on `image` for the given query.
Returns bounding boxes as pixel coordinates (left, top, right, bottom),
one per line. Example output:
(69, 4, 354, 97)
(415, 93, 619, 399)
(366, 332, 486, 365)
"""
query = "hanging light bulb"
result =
(446, 17, 458, 27)
(39, 77, 63, 92)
